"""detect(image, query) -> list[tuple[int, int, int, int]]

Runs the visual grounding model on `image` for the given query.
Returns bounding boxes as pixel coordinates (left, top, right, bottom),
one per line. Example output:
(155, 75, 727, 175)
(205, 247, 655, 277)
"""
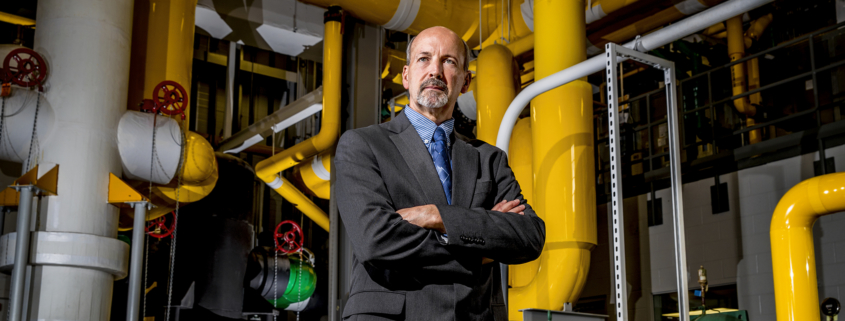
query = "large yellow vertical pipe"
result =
(507, 118, 539, 288)
(508, 0, 596, 318)
(771, 172, 845, 321)
(144, 0, 198, 129)
(727, 15, 760, 144)
(476, 44, 517, 144)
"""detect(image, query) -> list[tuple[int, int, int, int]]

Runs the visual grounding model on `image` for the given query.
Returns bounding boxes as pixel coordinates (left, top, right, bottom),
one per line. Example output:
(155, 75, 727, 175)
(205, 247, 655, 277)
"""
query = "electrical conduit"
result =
(770, 172, 845, 321)
(253, 7, 342, 232)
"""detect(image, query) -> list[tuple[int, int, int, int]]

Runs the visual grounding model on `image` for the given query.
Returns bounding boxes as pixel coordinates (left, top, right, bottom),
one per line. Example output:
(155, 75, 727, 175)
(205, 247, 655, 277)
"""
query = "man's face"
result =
(402, 27, 471, 110)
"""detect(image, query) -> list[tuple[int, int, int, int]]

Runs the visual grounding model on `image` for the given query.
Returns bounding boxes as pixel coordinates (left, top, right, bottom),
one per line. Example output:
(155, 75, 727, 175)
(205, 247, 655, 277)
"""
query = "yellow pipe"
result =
(476, 44, 517, 144)
(508, 1, 596, 318)
(745, 14, 772, 108)
(254, 8, 342, 231)
(590, 0, 722, 49)
(0, 12, 35, 26)
(155, 131, 219, 203)
(293, 150, 332, 200)
(770, 172, 845, 321)
(507, 118, 539, 288)
(143, 0, 197, 130)
(727, 15, 760, 144)
(277, 176, 331, 231)
(302, 0, 500, 48)
(506, 33, 534, 56)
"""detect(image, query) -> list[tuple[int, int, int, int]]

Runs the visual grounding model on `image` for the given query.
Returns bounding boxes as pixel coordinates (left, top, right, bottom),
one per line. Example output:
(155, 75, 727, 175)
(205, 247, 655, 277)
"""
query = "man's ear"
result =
(460, 71, 472, 94)
(401, 65, 410, 90)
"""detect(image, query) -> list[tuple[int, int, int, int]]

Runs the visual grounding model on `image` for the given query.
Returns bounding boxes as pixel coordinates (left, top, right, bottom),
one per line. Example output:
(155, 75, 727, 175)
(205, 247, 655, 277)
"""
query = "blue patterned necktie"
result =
(432, 127, 452, 205)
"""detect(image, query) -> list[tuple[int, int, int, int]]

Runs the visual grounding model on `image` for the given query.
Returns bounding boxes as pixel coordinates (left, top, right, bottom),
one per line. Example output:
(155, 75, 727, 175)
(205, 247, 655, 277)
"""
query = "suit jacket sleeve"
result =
(335, 130, 475, 279)
(437, 148, 546, 265)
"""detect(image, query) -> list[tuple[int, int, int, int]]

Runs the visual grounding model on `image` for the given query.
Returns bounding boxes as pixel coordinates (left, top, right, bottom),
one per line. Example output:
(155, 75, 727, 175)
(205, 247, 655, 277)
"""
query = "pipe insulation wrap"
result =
(496, 0, 775, 153)
(117, 111, 183, 185)
(311, 154, 330, 181)
(383, 0, 421, 31)
(0, 84, 55, 164)
(267, 176, 284, 189)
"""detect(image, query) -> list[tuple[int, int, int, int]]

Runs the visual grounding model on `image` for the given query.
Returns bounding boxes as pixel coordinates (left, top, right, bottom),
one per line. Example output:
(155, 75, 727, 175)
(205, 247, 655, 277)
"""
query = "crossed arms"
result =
(335, 130, 545, 280)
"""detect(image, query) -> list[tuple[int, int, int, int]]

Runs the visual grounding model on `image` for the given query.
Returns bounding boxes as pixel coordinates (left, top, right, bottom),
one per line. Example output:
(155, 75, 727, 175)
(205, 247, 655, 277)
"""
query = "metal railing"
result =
(594, 21, 845, 203)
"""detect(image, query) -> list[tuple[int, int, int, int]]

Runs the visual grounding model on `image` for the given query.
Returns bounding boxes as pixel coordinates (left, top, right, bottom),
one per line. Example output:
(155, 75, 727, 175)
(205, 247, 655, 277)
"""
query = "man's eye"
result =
(445, 59, 456, 65)
(419, 57, 429, 62)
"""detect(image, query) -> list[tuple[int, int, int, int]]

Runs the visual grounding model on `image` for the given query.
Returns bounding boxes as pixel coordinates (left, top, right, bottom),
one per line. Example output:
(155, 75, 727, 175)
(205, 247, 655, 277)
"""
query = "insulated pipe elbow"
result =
(771, 172, 845, 321)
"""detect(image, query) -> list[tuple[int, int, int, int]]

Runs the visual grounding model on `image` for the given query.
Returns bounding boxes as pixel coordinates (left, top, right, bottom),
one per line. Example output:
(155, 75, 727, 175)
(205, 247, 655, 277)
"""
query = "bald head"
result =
(406, 26, 472, 71)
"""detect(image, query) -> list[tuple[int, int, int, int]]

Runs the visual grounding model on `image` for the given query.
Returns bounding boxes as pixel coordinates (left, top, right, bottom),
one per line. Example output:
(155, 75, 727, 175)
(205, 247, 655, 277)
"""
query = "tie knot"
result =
(433, 127, 447, 143)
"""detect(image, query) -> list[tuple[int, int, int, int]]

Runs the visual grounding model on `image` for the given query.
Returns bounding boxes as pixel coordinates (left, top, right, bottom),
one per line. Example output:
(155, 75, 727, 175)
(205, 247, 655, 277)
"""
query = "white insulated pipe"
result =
(0, 82, 55, 166)
(496, 0, 775, 153)
(22, 0, 134, 319)
(117, 111, 183, 184)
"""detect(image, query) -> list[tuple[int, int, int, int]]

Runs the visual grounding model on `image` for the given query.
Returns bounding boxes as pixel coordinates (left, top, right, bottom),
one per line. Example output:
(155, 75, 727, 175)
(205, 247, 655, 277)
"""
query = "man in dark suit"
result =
(335, 26, 545, 321)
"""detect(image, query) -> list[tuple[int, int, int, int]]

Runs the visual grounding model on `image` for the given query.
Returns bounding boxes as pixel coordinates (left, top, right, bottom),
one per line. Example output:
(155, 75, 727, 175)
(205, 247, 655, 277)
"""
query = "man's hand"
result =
(396, 205, 446, 233)
(482, 200, 525, 264)
(491, 199, 526, 215)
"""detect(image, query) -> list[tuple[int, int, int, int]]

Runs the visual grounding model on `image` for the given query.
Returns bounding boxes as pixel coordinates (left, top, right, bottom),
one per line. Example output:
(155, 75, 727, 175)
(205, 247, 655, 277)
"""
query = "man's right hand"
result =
(483, 200, 526, 264)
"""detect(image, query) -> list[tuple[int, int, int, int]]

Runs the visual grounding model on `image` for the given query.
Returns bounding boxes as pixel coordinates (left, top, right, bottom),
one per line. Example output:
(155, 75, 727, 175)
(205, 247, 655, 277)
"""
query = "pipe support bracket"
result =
(0, 231, 130, 279)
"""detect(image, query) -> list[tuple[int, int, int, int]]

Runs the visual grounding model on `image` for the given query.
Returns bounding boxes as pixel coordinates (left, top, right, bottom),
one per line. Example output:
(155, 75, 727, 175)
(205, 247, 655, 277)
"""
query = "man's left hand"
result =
(397, 205, 446, 233)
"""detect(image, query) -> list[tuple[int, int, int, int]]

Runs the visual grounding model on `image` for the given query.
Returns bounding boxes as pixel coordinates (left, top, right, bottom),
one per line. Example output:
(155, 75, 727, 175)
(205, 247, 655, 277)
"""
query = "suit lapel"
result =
(451, 138, 478, 208)
(388, 112, 449, 205)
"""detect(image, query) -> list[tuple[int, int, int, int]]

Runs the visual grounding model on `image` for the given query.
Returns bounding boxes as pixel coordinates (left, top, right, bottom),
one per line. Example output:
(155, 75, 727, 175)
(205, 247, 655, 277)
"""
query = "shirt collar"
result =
(404, 105, 455, 146)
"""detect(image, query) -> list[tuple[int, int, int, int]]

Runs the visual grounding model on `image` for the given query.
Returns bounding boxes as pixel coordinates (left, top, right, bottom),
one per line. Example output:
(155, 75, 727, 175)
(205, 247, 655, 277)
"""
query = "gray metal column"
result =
(126, 202, 148, 321)
(605, 43, 629, 321)
(664, 66, 690, 319)
(9, 186, 34, 321)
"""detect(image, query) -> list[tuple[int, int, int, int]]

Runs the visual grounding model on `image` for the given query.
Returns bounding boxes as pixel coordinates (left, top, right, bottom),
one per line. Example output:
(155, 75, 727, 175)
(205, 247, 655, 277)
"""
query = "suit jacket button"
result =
(480, 239, 485, 244)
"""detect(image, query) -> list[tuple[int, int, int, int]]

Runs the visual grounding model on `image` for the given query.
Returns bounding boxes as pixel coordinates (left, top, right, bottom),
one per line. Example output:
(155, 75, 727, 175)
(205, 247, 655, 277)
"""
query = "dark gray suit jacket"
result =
(335, 110, 545, 321)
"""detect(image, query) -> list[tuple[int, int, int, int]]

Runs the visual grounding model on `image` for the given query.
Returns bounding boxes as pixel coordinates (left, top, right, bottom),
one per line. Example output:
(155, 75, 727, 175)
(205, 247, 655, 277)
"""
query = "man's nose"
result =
(427, 62, 444, 79)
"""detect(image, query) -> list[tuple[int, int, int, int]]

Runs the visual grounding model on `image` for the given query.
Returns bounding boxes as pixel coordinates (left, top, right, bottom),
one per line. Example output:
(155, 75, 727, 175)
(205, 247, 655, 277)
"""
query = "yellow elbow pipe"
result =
(770, 172, 845, 321)
(507, 118, 539, 288)
(254, 8, 341, 231)
(476, 44, 517, 144)
(272, 176, 331, 232)
(506, 33, 534, 57)
(509, 1, 596, 319)
(155, 131, 219, 204)
(293, 151, 332, 200)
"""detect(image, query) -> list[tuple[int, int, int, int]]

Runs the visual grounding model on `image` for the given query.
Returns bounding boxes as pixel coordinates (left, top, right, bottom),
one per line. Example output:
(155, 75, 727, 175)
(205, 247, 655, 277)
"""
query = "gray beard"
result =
(416, 89, 449, 109)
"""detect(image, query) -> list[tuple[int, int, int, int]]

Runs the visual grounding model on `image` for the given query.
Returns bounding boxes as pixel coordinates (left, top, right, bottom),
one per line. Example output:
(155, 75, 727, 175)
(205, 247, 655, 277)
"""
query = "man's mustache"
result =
(419, 78, 447, 93)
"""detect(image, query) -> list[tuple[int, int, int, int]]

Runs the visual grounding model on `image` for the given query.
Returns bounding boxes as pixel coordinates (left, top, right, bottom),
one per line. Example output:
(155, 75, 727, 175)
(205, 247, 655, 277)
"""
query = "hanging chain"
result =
(164, 128, 186, 321)
(24, 91, 40, 171)
(0, 96, 5, 158)
(296, 212, 304, 321)
(272, 120, 279, 321)
(142, 112, 159, 320)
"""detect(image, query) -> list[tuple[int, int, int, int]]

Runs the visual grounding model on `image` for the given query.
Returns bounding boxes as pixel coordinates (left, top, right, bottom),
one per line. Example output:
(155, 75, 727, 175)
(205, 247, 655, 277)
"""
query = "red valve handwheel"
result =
(146, 211, 176, 239)
(3, 48, 48, 89)
(274, 220, 304, 254)
(152, 80, 187, 117)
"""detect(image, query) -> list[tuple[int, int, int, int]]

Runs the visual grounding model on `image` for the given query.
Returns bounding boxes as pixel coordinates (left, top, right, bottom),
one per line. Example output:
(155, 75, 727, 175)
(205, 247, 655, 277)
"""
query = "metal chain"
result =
(274, 249, 278, 321)
(297, 212, 304, 321)
(24, 91, 40, 171)
(0, 96, 5, 159)
(143, 112, 159, 320)
(164, 128, 185, 321)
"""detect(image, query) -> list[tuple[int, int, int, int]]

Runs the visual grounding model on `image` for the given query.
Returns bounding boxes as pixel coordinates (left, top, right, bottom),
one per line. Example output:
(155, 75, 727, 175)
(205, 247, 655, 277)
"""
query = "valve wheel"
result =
(3, 48, 48, 89)
(274, 220, 304, 254)
(146, 211, 176, 239)
(152, 80, 187, 117)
